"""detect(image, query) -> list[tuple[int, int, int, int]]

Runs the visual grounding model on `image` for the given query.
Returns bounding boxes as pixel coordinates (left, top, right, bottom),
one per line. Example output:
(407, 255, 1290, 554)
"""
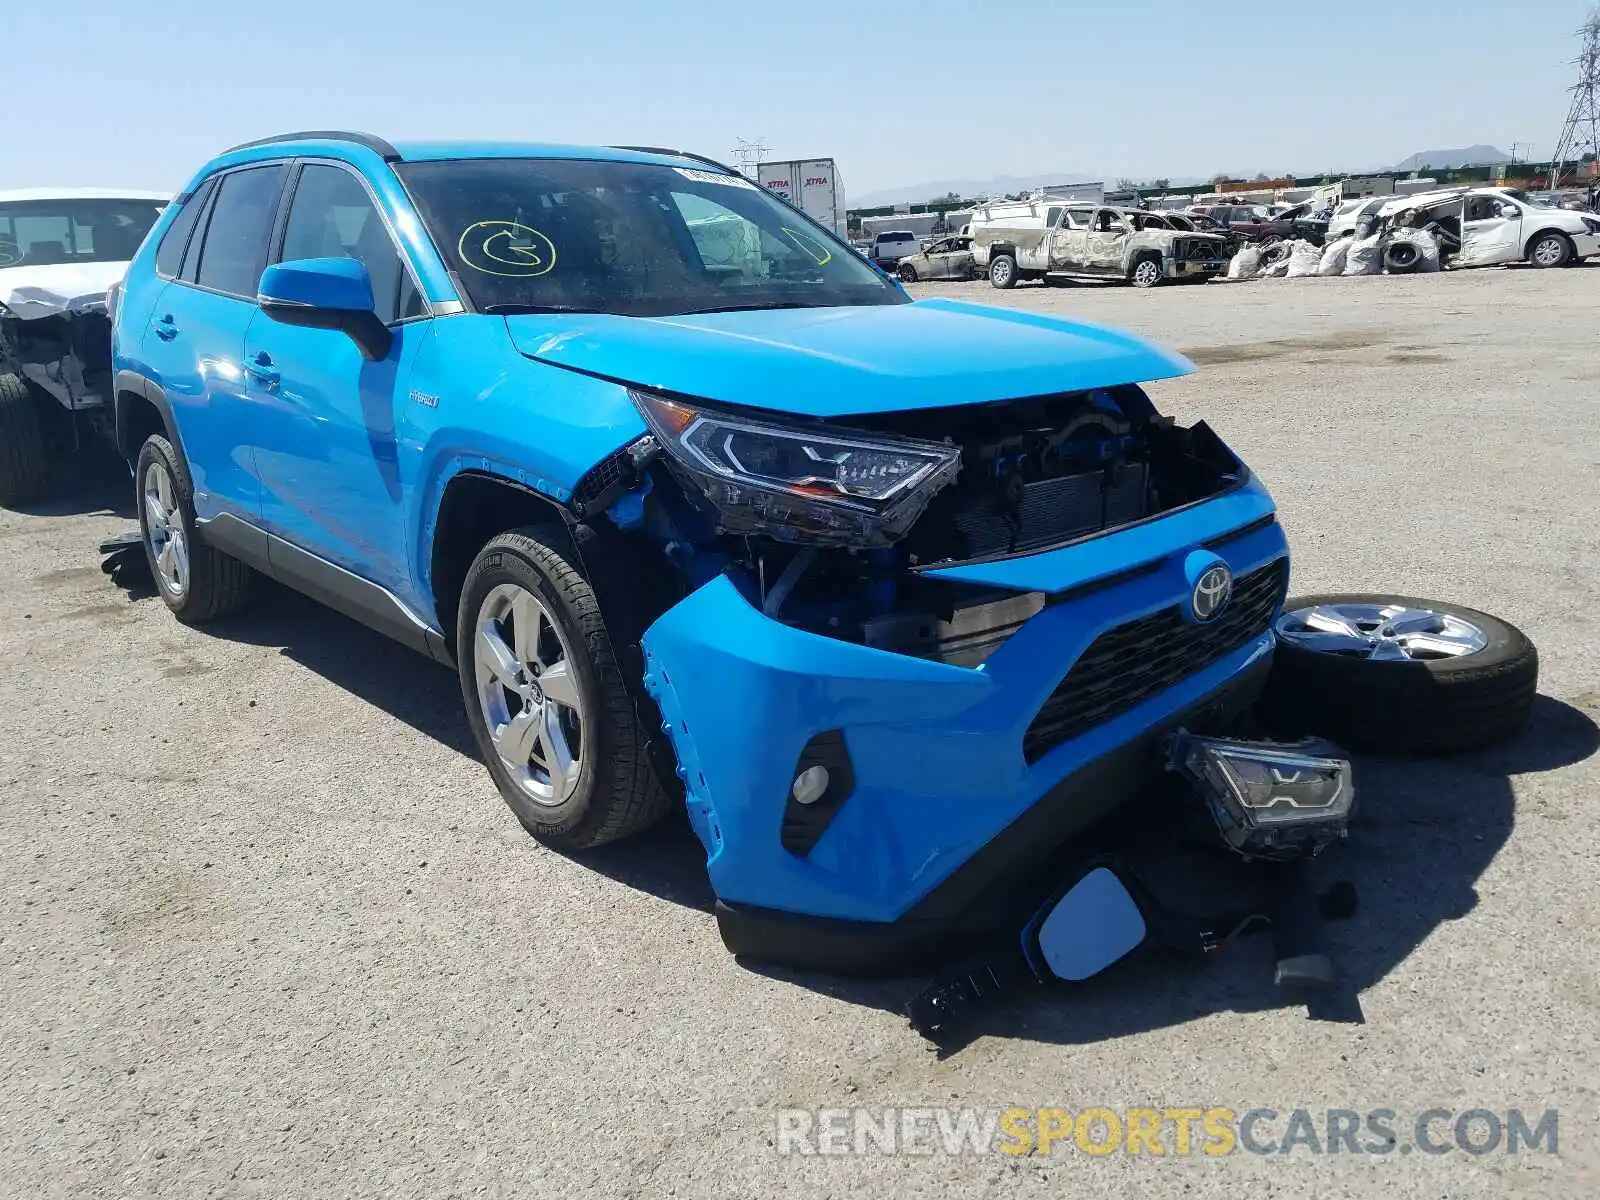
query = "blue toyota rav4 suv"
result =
(111, 132, 1290, 972)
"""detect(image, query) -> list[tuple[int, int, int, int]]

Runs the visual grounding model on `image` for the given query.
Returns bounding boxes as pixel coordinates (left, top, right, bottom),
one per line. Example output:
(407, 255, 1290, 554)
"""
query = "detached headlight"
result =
(630, 389, 961, 546)
(1166, 731, 1354, 860)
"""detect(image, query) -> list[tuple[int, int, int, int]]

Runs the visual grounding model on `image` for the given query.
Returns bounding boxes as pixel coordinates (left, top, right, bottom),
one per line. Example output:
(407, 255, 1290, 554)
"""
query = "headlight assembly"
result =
(1166, 731, 1354, 860)
(630, 389, 961, 546)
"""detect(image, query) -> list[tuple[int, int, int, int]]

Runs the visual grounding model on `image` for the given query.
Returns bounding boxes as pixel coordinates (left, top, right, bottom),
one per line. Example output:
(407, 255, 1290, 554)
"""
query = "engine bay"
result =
(596, 384, 1248, 664)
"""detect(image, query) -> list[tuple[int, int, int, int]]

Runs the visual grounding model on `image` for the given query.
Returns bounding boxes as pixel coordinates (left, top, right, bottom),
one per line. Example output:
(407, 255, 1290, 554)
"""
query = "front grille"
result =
(1022, 557, 1286, 763)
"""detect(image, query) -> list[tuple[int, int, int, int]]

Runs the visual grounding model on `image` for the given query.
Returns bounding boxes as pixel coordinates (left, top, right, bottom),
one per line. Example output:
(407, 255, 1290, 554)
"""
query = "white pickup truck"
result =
(968, 199, 1229, 289)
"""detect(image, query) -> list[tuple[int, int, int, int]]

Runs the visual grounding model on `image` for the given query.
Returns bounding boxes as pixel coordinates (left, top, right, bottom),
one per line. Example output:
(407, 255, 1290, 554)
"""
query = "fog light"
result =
(1166, 731, 1353, 860)
(791, 765, 831, 806)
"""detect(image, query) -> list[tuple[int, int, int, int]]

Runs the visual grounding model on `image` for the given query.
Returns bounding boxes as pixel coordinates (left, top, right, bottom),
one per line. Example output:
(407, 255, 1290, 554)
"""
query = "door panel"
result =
(1458, 195, 1522, 268)
(242, 161, 430, 600)
(244, 318, 430, 597)
(142, 289, 263, 521)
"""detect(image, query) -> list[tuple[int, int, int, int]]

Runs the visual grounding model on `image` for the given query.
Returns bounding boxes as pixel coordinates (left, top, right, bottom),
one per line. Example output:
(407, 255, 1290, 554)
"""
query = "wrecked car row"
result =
(4, 133, 1545, 1047)
(1226, 185, 1600, 280)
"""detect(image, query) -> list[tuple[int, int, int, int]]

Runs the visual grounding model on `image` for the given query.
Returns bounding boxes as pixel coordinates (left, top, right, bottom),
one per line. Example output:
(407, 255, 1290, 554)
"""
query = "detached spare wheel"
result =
(1262, 593, 1537, 754)
(1383, 241, 1421, 273)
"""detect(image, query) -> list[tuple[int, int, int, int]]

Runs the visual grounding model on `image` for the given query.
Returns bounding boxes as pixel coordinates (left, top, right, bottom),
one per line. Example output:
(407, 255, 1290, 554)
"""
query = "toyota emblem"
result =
(1191, 563, 1234, 622)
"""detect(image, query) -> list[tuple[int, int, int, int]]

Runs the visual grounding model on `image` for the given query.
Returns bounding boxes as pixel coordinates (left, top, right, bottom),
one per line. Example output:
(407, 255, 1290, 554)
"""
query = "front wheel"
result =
(0, 372, 50, 507)
(897, 262, 919, 283)
(458, 526, 669, 850)
(1129, 257, 1164, 288)
(988, 254, 1018, 289)
(1527, 232, 1572, 268)
(1261, 593, 1538, 754)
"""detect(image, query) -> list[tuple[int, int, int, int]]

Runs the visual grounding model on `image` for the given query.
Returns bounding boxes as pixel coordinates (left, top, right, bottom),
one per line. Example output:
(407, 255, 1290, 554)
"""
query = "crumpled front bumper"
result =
(640, 479, 1289, 974)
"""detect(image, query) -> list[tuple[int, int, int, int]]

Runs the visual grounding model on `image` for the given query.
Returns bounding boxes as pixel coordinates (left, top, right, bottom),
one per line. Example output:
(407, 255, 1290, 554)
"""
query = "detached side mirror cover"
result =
(258, 257, 392, 360)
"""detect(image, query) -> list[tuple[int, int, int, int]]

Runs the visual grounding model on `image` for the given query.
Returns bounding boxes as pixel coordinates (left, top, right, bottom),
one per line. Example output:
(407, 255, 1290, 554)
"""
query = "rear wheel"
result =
(989, 254, 1018, 289)
(136, 433, 253, 622)
(1527, 232, 1572, 268)
(458, 526, 670, 850)
(0, 372, 50, 507)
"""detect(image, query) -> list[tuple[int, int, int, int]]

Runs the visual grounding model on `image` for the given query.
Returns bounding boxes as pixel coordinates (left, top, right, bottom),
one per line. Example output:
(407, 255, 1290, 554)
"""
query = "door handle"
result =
(154, 314, 179, 341)
(243, 352, 280, 388)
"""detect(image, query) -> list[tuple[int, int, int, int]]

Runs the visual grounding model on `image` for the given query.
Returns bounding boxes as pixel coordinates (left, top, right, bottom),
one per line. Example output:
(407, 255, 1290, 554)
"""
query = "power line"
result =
(1549, 10, 1600, 189)
(731, 138, 769, 180)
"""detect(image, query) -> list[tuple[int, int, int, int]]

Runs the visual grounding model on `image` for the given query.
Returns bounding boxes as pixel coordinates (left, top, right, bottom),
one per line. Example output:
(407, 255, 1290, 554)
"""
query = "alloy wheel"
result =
(142, 460, 189, 599)
(1274, 602, 1488, 662)
(473, 583, 587, 805)
(1133, 260, 1163, 287)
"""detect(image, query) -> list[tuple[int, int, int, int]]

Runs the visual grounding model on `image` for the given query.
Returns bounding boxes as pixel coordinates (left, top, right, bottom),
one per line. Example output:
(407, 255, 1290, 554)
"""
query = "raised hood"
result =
(505, 297, 1192, 418)
(0, 261, 128, 320)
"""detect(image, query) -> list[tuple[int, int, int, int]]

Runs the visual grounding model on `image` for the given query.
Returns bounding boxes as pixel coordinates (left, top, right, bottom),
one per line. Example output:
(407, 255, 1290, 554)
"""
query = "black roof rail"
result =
(223, 130, 402, 162)
(611, 145, 744, 176)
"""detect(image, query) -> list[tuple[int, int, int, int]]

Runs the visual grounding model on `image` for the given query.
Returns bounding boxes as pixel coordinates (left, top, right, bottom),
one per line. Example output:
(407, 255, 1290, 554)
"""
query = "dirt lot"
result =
(2, 267, 1598, 1198)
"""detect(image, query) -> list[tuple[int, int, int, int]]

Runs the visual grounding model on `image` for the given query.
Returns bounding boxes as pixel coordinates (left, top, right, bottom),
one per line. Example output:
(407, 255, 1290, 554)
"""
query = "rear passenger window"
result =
(279, 164, 413, 325)
(154, 177, 215, 279)
(194, 164, 288, 298)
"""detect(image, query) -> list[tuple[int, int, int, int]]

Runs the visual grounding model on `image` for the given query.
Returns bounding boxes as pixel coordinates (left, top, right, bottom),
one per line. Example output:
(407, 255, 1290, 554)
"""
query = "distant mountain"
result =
(1393, 145, 1511, 171)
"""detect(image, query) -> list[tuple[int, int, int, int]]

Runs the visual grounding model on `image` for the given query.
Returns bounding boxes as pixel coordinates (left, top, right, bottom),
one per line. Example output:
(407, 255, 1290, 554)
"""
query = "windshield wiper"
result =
(679, 301, 835, 315)
(481, 303, 610, 315)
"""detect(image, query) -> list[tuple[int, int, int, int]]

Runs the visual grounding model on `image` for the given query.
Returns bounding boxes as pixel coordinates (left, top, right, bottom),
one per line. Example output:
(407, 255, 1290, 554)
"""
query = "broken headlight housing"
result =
(1166, 731, 1354, 860)
(630, 388, 961, 547)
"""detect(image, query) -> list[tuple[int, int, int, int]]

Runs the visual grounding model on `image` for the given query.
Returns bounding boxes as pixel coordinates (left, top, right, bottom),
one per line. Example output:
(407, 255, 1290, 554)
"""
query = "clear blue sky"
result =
(3, 0, 1590, 197)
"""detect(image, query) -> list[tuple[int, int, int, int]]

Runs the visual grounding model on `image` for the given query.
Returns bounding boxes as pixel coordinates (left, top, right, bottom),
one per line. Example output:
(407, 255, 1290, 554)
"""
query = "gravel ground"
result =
(2, 266, 1598, 1198)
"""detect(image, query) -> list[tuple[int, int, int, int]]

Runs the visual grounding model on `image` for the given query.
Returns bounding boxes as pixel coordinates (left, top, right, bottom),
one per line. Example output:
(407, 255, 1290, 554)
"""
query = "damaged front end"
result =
(576, 378, 1293, 975)
(0, 295, 116, 428)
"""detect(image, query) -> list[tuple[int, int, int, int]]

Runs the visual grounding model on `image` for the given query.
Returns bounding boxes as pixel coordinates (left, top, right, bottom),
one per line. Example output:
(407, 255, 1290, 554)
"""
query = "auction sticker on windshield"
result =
(675, 167, 756, 189)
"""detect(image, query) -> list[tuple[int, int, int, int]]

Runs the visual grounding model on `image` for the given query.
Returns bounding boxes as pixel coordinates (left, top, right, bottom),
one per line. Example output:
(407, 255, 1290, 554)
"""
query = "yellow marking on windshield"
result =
(779, 227, 832, 267)
(457, 221, 557, 277)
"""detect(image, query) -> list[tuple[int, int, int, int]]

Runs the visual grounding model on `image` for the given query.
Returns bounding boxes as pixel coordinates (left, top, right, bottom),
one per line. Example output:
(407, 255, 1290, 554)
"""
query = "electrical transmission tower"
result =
(731, 138, 769, 180)
(1549, 10, 1600, 189)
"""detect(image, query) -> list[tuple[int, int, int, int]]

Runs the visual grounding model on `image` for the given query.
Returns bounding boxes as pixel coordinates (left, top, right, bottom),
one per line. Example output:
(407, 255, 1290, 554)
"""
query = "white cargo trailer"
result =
(756, 158, 847, 239)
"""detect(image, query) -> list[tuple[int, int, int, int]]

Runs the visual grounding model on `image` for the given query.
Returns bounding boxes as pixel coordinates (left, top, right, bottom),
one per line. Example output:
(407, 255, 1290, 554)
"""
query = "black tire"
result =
(457, 525, 670, 850)
(1526, 231, 1573, 268)
(0, 372, 50, 507)
(1261, 593, 1538, 755)
(135, 434, 252, 623)
(988, 254, 1018, 289)
(897, 261, 919, 283)
(1258, 234, 1282, 250)
(1384, 241, 1421, 274)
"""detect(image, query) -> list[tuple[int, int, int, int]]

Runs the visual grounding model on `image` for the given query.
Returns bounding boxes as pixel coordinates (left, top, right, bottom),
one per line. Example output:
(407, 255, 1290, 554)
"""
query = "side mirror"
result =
(258, 258, 392, 360)
(1031, 867, 1147, 981)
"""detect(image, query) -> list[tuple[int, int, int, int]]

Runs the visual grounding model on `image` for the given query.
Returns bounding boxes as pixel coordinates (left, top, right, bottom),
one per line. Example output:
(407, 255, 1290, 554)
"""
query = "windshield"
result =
(1503, 189, 1551, 208)
(0, 197, 165, 269)
(396, 158, 903, 316)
